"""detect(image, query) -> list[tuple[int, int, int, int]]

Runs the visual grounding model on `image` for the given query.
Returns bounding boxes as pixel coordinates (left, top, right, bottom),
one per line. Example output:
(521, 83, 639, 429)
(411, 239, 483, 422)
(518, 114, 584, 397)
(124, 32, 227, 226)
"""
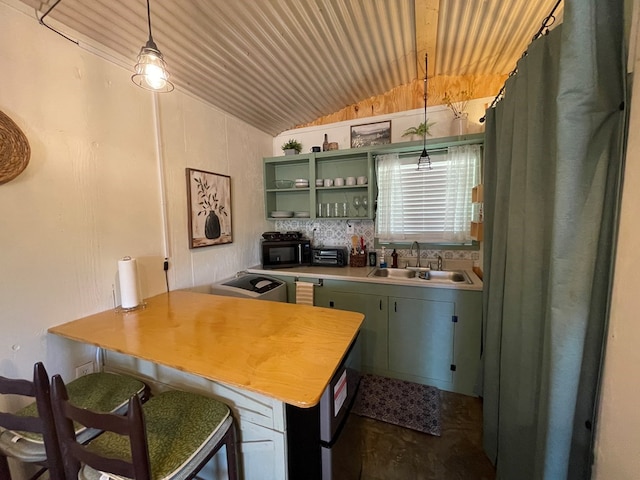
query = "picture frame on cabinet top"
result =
(350, 120, 391, 148)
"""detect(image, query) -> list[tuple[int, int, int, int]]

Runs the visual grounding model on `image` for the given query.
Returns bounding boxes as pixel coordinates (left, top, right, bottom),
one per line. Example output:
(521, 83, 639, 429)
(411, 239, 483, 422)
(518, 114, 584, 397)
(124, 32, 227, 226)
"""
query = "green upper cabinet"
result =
(263, 150, 375, 220)
(263, 133, 485, 221)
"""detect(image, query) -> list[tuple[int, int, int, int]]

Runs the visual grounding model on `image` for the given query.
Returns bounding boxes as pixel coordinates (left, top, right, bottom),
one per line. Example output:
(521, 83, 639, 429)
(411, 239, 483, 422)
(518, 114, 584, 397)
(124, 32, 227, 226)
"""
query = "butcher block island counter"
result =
(48, 290, 363, 408)
(48, 290, 364, 479)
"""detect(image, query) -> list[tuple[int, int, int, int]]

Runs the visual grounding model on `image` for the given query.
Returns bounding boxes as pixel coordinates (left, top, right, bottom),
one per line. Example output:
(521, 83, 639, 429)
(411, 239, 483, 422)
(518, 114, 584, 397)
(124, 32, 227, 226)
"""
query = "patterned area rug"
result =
(352, 374, 442, 436)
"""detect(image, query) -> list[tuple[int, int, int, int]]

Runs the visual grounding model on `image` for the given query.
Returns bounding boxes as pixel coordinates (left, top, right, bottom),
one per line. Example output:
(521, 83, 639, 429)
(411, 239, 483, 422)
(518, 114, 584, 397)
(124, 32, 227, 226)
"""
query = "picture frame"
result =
(186, 168, 232, 248)
(350, 120, 392, 148)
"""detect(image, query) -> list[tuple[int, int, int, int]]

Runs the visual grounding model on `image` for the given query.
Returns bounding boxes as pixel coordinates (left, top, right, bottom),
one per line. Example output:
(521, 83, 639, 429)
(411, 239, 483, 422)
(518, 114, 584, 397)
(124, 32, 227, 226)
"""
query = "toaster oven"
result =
(312, 246, 349, 267)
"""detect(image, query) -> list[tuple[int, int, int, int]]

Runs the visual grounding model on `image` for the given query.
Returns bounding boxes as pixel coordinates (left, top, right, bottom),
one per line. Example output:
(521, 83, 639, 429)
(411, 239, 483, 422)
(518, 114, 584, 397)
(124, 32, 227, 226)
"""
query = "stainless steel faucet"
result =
(410, 241, 421, 268)
(437, 255, 443, 271)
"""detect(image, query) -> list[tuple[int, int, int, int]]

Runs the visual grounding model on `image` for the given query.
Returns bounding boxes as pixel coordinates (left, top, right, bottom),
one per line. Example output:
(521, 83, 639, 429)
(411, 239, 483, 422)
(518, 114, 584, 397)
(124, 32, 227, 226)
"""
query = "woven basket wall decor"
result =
(0, 109, 31, 185)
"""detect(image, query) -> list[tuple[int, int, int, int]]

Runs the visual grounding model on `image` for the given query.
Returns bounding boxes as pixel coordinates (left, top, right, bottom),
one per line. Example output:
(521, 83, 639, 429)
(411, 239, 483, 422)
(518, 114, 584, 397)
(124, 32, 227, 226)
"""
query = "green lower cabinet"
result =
(314, 289, 388, 372)
(258, 274, 481, 396)
(388, 297, 455, 388)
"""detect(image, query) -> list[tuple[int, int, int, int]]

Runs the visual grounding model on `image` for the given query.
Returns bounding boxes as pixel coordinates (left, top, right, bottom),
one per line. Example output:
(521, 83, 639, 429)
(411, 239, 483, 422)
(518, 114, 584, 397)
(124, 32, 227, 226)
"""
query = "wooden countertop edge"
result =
(48, 291, 364, 408)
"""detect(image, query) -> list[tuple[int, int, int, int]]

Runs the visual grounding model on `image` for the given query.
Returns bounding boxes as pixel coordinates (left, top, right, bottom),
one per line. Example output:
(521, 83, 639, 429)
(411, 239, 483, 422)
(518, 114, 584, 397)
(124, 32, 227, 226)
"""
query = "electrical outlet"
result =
(346, 222, 354, 235)
(75, 361, 95, 378)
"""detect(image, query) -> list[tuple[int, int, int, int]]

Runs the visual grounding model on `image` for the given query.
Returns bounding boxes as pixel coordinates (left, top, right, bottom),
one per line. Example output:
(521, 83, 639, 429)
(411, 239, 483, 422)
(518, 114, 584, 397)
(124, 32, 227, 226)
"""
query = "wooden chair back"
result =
(0, 362, 65, 479)
(51, 374, 152, 480)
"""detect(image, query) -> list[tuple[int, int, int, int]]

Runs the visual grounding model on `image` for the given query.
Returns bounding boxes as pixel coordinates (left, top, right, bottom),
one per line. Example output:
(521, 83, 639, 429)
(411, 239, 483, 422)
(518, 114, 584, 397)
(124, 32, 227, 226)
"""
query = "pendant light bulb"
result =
(131, 0, 174, 93)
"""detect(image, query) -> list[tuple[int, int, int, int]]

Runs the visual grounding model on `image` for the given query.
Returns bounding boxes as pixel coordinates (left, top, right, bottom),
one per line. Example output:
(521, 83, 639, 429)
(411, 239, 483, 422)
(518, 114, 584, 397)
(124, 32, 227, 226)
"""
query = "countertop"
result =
(247, 262, 483, 291)
(48, 291, 363, 408)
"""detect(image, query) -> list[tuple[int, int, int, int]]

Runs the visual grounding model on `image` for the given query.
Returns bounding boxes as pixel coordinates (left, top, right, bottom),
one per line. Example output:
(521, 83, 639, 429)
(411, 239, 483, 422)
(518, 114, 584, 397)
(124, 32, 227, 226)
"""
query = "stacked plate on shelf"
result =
(293, 211, 310, 218)
(294, 178, 309, 188)
(270, 211, 294, 218)
(274, 179, 294, 189)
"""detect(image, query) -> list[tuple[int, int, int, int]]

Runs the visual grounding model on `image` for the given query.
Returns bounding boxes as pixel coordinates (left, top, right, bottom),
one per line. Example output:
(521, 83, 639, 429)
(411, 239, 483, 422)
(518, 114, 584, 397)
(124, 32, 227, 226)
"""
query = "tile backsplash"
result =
(274, 219, 480, 266)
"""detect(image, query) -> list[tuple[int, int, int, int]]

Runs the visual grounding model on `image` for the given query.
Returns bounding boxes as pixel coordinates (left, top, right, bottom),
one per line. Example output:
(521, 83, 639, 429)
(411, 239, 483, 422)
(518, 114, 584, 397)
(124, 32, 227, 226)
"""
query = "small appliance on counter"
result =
(312, 246, 349, 267)
(261, 231, 312, 269)
(187, 273, 287, 302)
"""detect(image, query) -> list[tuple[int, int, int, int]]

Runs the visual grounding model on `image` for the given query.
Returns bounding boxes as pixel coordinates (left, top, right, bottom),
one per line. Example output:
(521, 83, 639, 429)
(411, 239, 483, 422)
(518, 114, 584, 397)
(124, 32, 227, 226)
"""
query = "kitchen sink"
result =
(371, 268, 417, 279)
(369, 267, 471, 284)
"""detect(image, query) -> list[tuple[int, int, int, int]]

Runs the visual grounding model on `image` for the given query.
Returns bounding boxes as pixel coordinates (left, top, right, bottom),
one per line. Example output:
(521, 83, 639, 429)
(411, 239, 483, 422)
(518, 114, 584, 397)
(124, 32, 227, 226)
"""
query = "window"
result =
(375, 144, 481, 243)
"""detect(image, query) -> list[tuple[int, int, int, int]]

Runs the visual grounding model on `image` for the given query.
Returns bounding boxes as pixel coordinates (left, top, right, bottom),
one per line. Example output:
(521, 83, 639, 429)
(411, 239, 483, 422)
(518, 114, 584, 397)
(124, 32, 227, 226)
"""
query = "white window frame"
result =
(375, 144, 481, 244)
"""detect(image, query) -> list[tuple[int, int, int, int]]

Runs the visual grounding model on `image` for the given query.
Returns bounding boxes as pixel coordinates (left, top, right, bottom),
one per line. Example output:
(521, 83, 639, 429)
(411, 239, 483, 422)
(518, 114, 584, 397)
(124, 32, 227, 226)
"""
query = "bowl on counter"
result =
(274, 180, 294, 189)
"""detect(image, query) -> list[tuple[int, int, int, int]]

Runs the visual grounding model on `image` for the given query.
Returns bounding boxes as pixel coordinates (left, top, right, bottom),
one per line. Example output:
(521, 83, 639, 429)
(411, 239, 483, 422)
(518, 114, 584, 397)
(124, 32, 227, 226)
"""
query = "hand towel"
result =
(295, 281, 315, 306)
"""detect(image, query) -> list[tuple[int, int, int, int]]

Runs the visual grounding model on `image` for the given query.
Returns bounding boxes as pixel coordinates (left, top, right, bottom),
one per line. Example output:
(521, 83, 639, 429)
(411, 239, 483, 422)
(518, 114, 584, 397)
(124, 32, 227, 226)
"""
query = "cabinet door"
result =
(315, 290, 388, 371)
(388, 297, 455, 384)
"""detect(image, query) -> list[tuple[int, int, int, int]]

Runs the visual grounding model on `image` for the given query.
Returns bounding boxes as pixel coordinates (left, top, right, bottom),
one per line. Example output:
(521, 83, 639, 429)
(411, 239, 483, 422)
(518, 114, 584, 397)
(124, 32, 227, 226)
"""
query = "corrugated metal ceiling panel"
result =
(15, 0, 562, 135)
(436, 0, 563, 75)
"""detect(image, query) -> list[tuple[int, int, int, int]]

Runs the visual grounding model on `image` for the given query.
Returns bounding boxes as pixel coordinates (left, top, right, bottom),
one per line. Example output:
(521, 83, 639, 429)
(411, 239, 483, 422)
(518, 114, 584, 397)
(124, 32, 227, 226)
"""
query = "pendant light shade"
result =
(131, 0, 174, 93)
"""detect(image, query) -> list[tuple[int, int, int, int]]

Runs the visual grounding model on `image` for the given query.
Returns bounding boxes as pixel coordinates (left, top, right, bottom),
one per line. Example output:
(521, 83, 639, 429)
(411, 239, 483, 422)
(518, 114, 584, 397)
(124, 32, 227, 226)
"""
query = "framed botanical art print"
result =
(186, 168, 232, 248)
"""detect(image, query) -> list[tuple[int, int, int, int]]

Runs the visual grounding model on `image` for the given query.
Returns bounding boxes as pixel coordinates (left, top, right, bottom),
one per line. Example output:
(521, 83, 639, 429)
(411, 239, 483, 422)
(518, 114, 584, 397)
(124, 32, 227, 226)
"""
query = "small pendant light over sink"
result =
(132, 0, 174, 92)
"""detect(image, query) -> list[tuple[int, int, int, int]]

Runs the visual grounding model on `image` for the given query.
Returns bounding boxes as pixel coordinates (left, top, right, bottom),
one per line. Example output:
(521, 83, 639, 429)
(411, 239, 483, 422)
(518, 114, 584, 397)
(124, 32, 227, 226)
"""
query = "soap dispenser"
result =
(380, 247, 387, 268)
(391, 249, 398, 268)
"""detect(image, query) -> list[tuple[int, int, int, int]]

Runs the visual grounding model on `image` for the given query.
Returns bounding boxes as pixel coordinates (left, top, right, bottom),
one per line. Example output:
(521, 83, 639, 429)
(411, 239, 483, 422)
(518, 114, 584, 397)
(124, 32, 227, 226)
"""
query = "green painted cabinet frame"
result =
(265, 273, 482, 396)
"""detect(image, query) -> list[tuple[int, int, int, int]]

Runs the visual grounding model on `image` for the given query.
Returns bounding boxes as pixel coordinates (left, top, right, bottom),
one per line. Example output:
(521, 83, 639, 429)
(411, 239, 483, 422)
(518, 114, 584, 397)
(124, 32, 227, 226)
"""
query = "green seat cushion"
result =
(9, 372, 147, 444)
(82, 390, 230, 480)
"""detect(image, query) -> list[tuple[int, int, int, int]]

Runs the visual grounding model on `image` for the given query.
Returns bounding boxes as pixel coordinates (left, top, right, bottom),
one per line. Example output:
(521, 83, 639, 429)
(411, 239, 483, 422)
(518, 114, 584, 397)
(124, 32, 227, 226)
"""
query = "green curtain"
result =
(482, 1, 626, 479)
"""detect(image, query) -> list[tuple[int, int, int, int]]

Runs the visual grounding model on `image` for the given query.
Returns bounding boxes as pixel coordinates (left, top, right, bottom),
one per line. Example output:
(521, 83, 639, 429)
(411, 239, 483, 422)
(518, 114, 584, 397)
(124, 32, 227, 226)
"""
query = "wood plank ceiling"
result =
(16, 0, 563, 135)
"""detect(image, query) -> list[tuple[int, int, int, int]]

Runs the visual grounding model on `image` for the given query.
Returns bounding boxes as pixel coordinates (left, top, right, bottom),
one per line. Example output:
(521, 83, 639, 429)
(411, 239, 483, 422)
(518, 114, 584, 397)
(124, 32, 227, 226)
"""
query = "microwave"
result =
(261, 239, 312, 269)
(312, 246, 349, 267)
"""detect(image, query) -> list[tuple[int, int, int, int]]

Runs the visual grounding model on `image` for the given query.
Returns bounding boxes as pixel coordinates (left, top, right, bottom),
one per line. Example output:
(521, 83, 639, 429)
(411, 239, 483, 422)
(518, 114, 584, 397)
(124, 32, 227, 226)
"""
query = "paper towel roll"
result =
(118, 256, 141, 309)
(295, 281, 315, 306)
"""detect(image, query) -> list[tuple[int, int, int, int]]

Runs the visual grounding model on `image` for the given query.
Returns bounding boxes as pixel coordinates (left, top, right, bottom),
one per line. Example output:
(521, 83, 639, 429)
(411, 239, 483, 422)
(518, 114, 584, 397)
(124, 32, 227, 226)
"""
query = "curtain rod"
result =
(375, 147, 450, 160)
(479, 0, 563, 123)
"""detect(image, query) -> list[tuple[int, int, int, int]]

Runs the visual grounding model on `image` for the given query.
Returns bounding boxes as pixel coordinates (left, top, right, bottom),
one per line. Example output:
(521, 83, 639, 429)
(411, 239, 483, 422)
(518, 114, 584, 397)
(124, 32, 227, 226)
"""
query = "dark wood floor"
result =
(344, 391, 496, 480)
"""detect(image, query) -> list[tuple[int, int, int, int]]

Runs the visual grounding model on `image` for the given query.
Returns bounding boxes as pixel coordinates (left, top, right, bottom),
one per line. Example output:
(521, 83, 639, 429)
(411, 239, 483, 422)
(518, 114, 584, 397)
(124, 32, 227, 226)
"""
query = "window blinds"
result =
(376, 145, 481, 243)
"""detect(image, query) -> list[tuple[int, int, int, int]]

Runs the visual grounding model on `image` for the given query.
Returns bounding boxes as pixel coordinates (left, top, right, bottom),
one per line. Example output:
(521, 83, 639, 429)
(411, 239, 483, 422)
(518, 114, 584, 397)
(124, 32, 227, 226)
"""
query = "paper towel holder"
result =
(115, 256, 147, 313)
(115, 301, 147, 314)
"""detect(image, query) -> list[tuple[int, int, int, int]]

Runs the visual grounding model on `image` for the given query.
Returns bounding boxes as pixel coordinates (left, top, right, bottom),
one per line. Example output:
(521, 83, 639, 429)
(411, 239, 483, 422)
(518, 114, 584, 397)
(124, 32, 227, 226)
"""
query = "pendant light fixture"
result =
(132, 0, 174, 92)
(417, 53, 431, 170)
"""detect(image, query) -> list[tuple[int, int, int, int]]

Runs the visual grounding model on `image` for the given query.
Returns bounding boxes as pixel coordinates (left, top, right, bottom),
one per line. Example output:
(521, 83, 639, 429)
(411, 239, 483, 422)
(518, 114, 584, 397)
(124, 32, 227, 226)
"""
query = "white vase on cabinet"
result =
(450, 113, 469, 135)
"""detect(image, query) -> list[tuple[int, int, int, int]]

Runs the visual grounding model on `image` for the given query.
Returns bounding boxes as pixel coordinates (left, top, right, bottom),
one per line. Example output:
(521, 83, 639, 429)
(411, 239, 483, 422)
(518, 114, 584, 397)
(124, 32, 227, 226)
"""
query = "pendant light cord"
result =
(37, 0, 79, 45)
(146, 0, 154, 42)
(418, 53, 431, 170)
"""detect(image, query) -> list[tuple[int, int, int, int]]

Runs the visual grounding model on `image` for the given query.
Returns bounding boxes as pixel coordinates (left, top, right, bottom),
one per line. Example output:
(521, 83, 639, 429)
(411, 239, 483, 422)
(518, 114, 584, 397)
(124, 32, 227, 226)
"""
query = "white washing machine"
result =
(208, 273, 287, 302)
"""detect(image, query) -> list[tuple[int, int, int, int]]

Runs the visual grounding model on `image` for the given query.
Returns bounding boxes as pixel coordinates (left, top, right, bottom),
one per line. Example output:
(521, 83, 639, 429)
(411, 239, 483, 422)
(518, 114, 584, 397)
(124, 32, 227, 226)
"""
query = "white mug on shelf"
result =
(346, 176, 356, 186)
(323, 178, 334, 187)
(357, 176, 368, 185)
(334, 177, 345, 186)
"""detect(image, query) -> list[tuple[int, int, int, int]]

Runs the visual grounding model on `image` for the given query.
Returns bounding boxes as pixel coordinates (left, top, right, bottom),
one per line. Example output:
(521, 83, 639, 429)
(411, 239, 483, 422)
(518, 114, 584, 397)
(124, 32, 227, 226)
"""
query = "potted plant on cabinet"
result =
(401, 121, 435, 141)
(282, 139, 302, 155)
(443, 89, 473, 135)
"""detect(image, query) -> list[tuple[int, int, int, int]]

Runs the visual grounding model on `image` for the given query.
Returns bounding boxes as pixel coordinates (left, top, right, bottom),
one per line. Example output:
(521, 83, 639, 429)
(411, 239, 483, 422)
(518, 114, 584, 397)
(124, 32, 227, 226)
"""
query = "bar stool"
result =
(51, 374, 238, 480)
(0, 362, 149, 480)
